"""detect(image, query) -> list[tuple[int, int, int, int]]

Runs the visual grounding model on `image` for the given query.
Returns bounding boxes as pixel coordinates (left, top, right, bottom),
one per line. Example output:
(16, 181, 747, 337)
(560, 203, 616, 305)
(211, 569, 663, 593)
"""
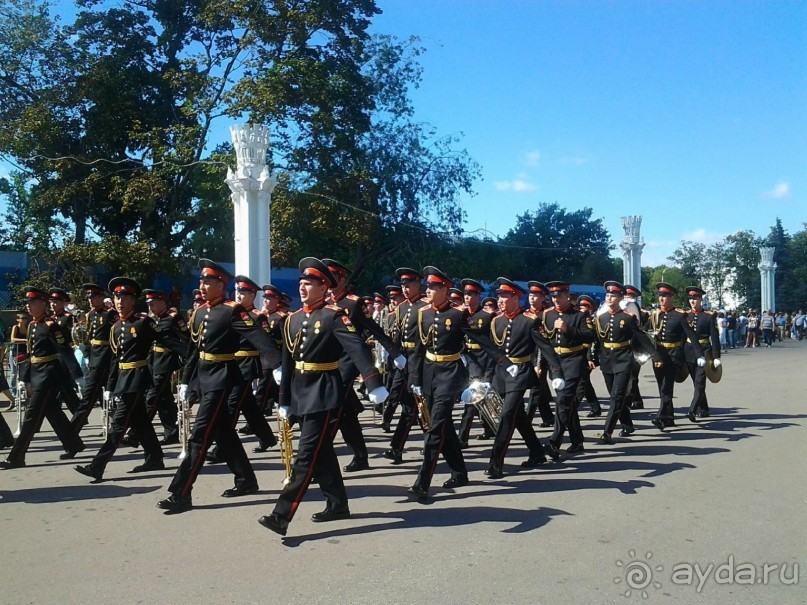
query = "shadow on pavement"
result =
(1, 483, 161, 503)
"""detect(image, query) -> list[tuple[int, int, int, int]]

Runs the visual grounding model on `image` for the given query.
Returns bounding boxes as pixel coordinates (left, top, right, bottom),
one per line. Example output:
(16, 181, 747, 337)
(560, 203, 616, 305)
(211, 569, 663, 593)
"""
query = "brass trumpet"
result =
(414, 393, 431, 432)
(276, 411, 294, 485)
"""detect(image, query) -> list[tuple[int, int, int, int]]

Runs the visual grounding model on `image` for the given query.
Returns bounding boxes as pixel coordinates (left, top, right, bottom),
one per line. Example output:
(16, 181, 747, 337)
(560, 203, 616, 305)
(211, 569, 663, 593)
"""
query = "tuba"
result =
(463, 381, 503, 434)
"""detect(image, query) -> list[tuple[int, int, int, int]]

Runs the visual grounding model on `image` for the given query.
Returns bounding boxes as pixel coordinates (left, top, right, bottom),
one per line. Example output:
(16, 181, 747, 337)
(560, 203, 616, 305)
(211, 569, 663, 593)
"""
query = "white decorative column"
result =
(620, 216, 645, 289)
(226, 124, 277, 290)
(758, 247, 777, 312)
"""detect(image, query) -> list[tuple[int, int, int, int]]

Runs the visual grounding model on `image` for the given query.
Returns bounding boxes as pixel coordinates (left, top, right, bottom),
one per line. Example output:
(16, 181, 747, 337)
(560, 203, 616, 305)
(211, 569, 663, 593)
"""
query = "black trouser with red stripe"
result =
(69, 356, 111, 433)
(550, 380, 584, 447)
(86, 391, 163, 475)
(338, 385, 368, 459)
(146, 372, 179, 440)
(414, 395, 466, 489)
(490, 389, 543, 468)
(226, 380, 275, 447)
(273, 408, 346, 522)
(686, 362, 709, 415)
(168, 388, 256, 497)
(527, 371, 555, 425)
(5, 383, 84, 463)
(602, 371, 633, 435)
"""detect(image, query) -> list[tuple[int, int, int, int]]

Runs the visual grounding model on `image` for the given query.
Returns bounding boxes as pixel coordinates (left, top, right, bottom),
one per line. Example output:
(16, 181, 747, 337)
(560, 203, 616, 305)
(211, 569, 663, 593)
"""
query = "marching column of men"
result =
(0, 257, 727, 539)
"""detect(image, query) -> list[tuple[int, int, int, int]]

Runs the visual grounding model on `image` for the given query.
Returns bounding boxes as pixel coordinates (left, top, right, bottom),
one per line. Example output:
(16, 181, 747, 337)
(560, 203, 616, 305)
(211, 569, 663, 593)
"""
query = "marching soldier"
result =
(257, 258, 388, 536)
(207, 276, 278, 462)
(541, 281, 595, 458)
(156, 260, 281, 514)
(684, 286, 721, 420)
(383, 268, 429, 463)
(525, 281, 555, 428)
(253, 284, 287, 414)
(74, 278, 186, 481)
(0, 288, 85, 468)
(407, 267, 470, 500)
(645, 283, 702, 431)
(69, 283, 119, 433)
(448, 288, 463, 308)
(457, 278, 496, 446)
(322, 259, 404, 472)
(575, 295, 602, 417)
(591, 282, 661, 443)
(48, 288, 83, 412)
(624, 285, 648, 409)
(467, 278, 565, 478)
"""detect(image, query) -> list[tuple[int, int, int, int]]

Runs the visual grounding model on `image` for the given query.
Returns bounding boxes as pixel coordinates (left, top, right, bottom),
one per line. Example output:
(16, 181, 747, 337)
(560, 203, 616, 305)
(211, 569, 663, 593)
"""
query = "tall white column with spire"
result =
(620, 215, 645, 289)
(758, 247, 777, 312)
(226, 124, 277, 289)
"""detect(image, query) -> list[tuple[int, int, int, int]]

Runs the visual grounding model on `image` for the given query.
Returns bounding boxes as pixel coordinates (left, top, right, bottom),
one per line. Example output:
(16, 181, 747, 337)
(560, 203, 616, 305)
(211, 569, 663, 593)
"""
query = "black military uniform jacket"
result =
(592, 310, 660, 374)
(540, 305, 595, 383)
(150, 309, 189, 376)
(181, 298, 282, 392)
(107, 313, 159, 394)
(685, 309, 720, 363)
(279, 303, 383, 415)
(463, 305, 495, 380)
(393, 298, 429, 359)
(86, 306, 119, 370)
(644, 307, 699, 366)
(332, 292, 400, 382)
(235, 305, 270, 382)
(469, 309, 563, 394)
(22, 316, 77, 389)
(265, 309, 287, 350)
(52, 310, 83, 380)
(408, 302, 470, 398)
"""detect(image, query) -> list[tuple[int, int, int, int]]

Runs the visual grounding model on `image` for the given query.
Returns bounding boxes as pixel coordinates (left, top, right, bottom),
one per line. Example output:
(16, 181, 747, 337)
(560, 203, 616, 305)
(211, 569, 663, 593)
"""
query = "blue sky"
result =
(3, 1, 804, 267)
(369, 0, 807, 265)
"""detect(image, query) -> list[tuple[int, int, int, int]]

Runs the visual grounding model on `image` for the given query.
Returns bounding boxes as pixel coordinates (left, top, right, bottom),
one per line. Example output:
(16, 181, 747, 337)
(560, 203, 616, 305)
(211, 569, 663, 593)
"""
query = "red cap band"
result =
(658, 287, 674, 294)
(302, 267, 327, 282)
(114, 285, 136, 295)
(498, 285, 517, 293)
(236, 281, 256, 292)
(145, 292, 163, 300)
(549, 285, 568, 293)
(201, 267, 228, 282)
(426, 275, 451, 287)
(606, 285, 622, 293)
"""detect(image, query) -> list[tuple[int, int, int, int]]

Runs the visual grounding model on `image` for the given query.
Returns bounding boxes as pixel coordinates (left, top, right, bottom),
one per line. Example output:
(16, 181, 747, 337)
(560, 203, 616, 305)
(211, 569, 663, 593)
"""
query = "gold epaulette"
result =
(325, 304, 341, 312)
(347, 294, 360, 301)
(524, 311, 537, 319)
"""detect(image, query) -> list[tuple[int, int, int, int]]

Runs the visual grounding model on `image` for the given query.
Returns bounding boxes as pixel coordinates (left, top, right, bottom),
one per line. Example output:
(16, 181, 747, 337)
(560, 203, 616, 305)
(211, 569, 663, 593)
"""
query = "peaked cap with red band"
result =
(449, 288, 463, 300)
(48, 288, 71, 303)
(396, 267, 423, 283)
(82, 283, 105, 298)
(686, 286, 705, 298)
(261, 284, 282, 298)
(624, 284, 641, 297)
(577, 295, 596, 308)
(527, 281, 548, 295)
(495, 277, 525, 296)
(198, 258, 233, 283)
(482, 296, 497, 306)
(234, 275, 260, 293)
(423, 266, 453, 288)
(545, 281, 570, 294)
(23, 286, 48, 302)
(603, 280, 625, 296)
(192, 288, 204, 301)
(386, 284, 404, 296)
(108, 277, 142, 298)
(143, 289, 167, 302)
(298, 257, 336, 288)
(460, 278, 484, 294)
(655, 282, 677, 296)
(321, 258, 350, 279)
(373, 292, 388, 304)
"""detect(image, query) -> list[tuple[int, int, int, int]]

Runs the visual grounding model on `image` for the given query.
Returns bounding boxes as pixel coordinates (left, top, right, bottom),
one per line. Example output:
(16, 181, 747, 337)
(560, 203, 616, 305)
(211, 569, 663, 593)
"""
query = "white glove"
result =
(460, 388, 474, 404)
(506, 364, 519, 377)
(368, 386, 390, 404)
(713, 359, 722, 367)
(178, 384, 188, 403)
(551, 378, 566, 391)
(103, 390, 111, 404)
(272, 367, 282, 383)
(382, 348, 389, 363)
(460, 355, 468, 367)
(278, 406, 290, 420)
(697, 357, 706, 367)
(251, 378, 259, 394)
(393, 354, 406, 370)
(411, 385, 423, 397)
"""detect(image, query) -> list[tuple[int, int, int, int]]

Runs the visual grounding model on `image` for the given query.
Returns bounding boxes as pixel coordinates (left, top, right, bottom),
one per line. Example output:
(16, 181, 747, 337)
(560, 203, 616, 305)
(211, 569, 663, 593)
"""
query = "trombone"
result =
(276, 411, 294, 485)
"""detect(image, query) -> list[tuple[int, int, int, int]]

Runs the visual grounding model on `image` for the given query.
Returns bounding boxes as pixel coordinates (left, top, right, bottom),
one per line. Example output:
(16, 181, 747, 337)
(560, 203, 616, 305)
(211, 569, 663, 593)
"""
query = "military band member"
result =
(322, 259, 405, 472)
(623, 285, 648, 409)
(457, 278, 496, 446)
(467, 278, 565, 478)
(575, 295, 602, 417)
(448, 287, 463, 308)
(684, 286, 721, 420)
(254, 284, 287, 414)
(591, 282, 661, 443)
(0, 288, 85, 468)
(156, 260, 282, 514)
(383, 268, 429, 463)
(525, 281, 555, 428)
(541, 281, 595, 458)
(48, 288, 83, 412)
(645, 282, 702, 431)
(257, 258, 388, 536)
(406, 267, 470, 499)
(69, 283, 119, 433)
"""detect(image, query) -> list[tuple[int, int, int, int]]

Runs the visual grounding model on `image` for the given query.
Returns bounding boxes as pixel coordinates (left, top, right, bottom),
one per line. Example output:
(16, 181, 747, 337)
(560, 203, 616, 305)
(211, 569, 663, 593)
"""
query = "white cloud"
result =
(494, 179, 536, 193)
(523, 150, 541, 167)
(680, 229, 724, 245)
(762, 181, 791, 199)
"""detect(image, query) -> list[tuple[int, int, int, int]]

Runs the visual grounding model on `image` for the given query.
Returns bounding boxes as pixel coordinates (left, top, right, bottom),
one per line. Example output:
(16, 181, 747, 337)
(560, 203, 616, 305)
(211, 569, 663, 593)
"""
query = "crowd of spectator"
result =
(716, 308, 806, 351)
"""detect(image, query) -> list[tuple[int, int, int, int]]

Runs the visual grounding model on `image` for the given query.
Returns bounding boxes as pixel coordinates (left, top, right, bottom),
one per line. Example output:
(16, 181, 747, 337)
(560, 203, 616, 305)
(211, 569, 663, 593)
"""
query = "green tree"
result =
(724, 230, 761, 309)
